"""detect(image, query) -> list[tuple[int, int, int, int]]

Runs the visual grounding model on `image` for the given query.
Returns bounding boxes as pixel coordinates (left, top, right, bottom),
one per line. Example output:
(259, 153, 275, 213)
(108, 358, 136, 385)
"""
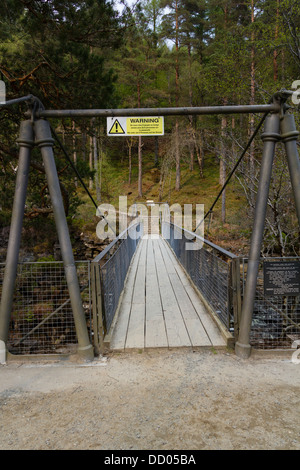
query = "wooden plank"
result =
(160, 239, 193, 289)
(157, 238, 177, 274)
(110, 240, 143, 350)
(162, 243, 191, 287)
(165, 319, 191, 347)
(167, 271, 215, 347)
(125, 303, 145, 349)
(111, 235, 226, 351)
(154, 241, 192, 347)
(132, 242, 147, 305)
(145, 273, 162, 317)
(145, 315, 168, 348)
(183, 284, 226, 346)
(110, 301, 131, 350)
(124, 239, 147, 349)
(161, 239, 226, 347)
(146, 239, 156, 273)
(145, 240, 168, 348)
(138, 238, 148, 265)
(121, 241, 143, 303)
(184, 318, 212, 346)
(168, 272, 199, 320)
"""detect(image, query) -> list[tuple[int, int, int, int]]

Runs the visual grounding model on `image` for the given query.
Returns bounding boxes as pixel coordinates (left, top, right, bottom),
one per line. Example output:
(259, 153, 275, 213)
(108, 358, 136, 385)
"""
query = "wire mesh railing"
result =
(0, 261, 91, 355)
(91, 221, 142, 353)
(162, 222, 237, 332)
(162, 222, 300, 350)
(2, 223, 298, 356)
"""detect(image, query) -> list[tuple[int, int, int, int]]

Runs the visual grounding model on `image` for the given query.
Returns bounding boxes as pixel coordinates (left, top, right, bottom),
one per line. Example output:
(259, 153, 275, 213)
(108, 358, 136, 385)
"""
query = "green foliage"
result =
(1, 0, 299, 255)
(0, 0, 124, 233)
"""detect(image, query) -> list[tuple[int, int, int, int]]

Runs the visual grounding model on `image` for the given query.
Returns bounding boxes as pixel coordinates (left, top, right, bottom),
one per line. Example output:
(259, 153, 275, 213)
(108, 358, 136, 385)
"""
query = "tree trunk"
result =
(190, 124, 204, 176)
(231, 116, 236, 159)
(220, 114, 227, 224)
(93, 124, 101, 204)
(127, 138, 133, 185)
(174, 0, 180, 191)
(188, 41, 194, 172)
(72, 121, 77, 187)
(159, 167, 166, 202)
(98, 131, 103, 203)
(89, 134, 93, 190)
(189, 135, 194, 171)
(137, 80, 143, 198)
(273, 0, 280, 81)
(249, 0, 256, 209)
(175, 119, 180, 191)
(82, 132, 86, 162)
(154, 136, 159, 167)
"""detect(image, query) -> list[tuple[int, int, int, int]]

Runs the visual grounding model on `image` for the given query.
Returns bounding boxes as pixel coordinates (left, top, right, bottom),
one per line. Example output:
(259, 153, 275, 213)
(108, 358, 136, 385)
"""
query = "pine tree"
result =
(0, 0, 123, 225)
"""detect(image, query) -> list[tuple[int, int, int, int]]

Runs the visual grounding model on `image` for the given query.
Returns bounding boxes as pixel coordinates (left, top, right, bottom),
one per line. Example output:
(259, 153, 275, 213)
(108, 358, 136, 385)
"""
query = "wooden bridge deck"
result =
(108, 236, 227, 351)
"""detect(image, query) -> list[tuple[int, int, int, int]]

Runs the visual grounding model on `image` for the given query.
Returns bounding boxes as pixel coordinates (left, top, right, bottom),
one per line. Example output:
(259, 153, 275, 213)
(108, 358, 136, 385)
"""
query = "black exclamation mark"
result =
(116, 121, 118, 133)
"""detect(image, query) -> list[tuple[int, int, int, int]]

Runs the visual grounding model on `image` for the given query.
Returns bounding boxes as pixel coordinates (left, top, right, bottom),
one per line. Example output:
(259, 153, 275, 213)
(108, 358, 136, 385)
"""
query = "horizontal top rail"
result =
(92, 221, 140, 264)
(0, 94, 35, 107)
(36, 104, 280, 119)
(168, 222, 237, 260)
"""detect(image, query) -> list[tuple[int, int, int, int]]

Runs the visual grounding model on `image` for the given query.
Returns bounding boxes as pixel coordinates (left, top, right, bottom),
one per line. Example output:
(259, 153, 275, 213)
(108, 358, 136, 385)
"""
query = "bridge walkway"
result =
(107, 236, 226, 351)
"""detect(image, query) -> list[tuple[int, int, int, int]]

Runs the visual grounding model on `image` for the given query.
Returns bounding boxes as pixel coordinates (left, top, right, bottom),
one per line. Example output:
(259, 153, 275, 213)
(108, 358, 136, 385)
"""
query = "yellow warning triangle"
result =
(109, 119, 125, 134)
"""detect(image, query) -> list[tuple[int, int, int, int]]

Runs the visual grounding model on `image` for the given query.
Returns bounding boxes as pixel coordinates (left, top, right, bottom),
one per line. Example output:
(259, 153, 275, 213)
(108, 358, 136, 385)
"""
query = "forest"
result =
(0, 0, 299, 259)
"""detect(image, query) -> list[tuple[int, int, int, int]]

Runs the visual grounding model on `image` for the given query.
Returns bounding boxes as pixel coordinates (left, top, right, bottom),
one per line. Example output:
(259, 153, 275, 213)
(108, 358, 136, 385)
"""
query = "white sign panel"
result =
(107, 116, 164, 136)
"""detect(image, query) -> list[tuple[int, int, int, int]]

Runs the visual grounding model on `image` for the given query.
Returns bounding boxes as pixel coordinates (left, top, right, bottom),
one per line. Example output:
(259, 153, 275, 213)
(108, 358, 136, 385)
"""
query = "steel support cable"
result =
(50, 125, 116, 236)
(194, 111, 270, 233)
(0, 95, 115, 236)
(2, 95, 101, 215)
(0, 94, 35, 108)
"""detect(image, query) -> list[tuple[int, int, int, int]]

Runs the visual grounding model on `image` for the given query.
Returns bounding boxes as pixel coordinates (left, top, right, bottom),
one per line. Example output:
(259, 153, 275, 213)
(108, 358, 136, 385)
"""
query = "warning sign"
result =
(108, 119, 125, 135)
(127, 117, 164, 135)
(107, 116, 164, 136)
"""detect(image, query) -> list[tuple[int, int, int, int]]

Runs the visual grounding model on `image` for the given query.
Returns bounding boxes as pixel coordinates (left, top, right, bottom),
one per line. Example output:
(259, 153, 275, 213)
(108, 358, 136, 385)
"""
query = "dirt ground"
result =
(0, 348, 299, 451)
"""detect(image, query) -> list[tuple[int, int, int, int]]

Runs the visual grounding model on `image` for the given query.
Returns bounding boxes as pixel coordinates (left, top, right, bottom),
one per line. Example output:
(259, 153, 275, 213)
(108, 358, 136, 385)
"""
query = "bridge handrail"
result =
(91, 220, 142, 354)
(164, 221, 237, 260)
(92, 221, 141, 264)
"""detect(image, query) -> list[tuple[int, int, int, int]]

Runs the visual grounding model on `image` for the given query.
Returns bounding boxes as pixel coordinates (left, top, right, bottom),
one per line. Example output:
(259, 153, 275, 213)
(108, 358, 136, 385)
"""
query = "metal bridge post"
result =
(91, 262, 105, 355)
(230, 257, 242, 342)
(280, 113, 300, 225)
(0, 120, 34, 362)
(235, 111, 281, 359)
(34, 119, 94, 361)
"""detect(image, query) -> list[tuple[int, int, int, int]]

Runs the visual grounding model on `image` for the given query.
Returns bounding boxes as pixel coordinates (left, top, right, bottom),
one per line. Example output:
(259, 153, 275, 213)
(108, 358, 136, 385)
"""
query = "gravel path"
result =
(0, 348, 299, 450)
